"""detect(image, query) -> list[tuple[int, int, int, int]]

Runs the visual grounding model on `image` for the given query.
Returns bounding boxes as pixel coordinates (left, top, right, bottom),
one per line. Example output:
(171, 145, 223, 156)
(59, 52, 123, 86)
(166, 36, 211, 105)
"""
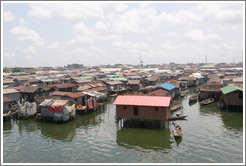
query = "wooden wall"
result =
(116, 105, 170, 121)
(222, 91, 243, 106)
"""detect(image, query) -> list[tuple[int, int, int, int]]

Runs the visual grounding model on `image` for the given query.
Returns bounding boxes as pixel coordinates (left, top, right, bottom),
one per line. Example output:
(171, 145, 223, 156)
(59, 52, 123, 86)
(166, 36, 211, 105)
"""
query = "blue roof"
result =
(157, 83, 176, 91)
(106, 74, 115, 77)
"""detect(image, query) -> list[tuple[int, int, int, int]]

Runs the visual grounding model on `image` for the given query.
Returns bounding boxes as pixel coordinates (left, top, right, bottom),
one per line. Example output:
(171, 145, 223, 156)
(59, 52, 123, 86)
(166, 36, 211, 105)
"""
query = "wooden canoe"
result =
(170, 103, 182, 112)
(189, 95, 197, 103)
(168, 115, 187, 121)
(200, 98, 214, 105)
(172, 122, 182, 137)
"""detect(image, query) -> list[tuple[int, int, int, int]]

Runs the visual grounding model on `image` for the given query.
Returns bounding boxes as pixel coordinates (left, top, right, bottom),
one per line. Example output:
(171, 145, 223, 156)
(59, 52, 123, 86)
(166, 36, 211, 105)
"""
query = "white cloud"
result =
(185, 29, 221, 42)
(3, 52, 15, 58)
(3, 11, 15, 22)
(10, 26, 42, 43)
(164, 32, 180, 38)
(28, 4, 52, 19)
(161, 41, 175, 50)
(95, 22, 108, 30)
(195, 3, 243, 24)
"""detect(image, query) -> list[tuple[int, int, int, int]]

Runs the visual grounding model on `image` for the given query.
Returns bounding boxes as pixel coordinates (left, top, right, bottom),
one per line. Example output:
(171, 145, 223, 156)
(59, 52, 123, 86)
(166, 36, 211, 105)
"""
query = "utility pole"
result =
(205, 54, 207, 64)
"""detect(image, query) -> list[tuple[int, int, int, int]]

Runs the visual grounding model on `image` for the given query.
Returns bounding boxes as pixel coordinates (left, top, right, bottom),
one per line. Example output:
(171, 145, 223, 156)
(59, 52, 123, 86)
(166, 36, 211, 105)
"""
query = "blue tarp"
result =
(198, 78, 205, 82)
(106, 74, 115, 77)
(152, 83, 176, 91)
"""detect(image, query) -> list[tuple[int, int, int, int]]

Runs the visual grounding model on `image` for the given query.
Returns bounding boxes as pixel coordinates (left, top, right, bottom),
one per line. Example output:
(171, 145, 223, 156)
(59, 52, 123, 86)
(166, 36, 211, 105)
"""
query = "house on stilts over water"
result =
(113, 95, 171, 129)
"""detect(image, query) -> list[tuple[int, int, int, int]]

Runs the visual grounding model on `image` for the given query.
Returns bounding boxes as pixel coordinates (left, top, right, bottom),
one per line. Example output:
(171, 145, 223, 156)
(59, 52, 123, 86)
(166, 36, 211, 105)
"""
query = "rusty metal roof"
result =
(51, 91, 85, 98)
(113, 95, 171, 107)
(3, 97, 12, 103)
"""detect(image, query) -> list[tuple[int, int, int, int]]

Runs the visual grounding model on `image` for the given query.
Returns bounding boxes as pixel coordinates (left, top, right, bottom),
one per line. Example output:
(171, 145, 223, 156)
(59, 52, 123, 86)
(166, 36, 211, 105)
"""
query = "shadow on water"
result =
(199, 101, 243, 131)
(174, 136, 182, 147)
(3, 109, 106, 142)
(220, 111, 243, 131)
(3, 120, 12, 131)
(36, 110, 105, 142)
(116, 128, 173, 153)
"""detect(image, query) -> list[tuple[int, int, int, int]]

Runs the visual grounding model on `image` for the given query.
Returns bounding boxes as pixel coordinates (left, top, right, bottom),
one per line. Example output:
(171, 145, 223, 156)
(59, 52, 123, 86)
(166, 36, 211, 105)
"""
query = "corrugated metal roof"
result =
(3, 97, 12, 103)
(113, 95, 171, 107)
(3, 88, 20, 94)
(51, 91, 85, 98)
(52, 100, 69, 106)
(220, 85, 243, 94)
(128, 80, 140, 85)
(158, 83, 176, 91)
(146, 89, 168, 96)
(109, 77, 128, 81)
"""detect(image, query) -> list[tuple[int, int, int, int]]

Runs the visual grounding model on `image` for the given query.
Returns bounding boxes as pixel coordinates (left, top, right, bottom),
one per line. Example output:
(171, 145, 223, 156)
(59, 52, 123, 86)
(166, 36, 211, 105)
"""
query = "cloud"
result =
(28, 4, 52, 19)
(3, 11, 15, 22)
(195, 3, 243, 24)
(3, 52, 15, 58)
(10, 26, 42, 43)
(185, 29, 221, 42)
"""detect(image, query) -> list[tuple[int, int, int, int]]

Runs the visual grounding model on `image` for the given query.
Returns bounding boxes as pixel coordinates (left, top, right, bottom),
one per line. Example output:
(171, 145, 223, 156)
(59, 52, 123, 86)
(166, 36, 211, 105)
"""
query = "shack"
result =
(178, 77, 198, 88)
(51, 83, 79, 92)
(19, 86, 45, 101)
(151, 83, 178, 99)
(50, 91, 85, 107)
(198, 85, 225, 101)
(114, 95, 171, 129)
(39, 99, 75, 122)
(219, 85, 243, 111)
(3, 97, 12, 113)
(128, 80, 142, 91)
(3, 88, 21, 104)
(104, 81, 126, 94)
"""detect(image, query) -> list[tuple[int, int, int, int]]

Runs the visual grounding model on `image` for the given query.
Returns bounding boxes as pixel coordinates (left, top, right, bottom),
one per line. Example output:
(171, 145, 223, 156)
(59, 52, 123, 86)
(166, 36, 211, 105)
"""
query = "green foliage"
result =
(3, 67, 9, 73)
(12, 67, 23, 72)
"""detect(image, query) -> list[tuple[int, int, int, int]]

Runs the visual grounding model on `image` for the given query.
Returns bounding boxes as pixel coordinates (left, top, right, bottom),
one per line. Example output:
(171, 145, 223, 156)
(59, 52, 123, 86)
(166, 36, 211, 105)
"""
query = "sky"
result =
(2, 1, 244, 67)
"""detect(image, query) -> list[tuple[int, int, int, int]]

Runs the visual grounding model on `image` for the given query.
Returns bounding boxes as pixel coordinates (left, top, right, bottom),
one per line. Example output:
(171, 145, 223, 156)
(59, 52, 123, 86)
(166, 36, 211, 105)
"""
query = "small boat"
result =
(180, 91, 186, 97)
(168, 115, 187, 121)
(172, 122, 182, 137)
(170, 103, 182, 112)
(189, 95, 197, 103)
(200, 98, 214, 105)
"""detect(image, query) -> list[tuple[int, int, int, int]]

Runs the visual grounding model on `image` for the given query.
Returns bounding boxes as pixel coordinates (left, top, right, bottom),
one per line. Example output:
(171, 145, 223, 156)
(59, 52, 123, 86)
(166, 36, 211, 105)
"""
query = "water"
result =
(3, 88, 244, 163)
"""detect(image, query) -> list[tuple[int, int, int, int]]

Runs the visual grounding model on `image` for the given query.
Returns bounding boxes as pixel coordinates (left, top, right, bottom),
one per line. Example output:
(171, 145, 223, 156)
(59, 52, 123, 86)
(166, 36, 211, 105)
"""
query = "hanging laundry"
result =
(88, 97, 94, 109)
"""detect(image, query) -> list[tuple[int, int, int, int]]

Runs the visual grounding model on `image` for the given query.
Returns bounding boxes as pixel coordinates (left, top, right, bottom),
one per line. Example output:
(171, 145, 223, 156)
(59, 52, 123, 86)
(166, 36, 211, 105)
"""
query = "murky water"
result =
(3, 88, 244, 163)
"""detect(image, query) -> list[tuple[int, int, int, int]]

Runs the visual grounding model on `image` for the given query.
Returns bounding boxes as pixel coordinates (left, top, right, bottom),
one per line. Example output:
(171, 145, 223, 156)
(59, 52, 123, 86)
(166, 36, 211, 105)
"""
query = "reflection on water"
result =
(220, 111, 243, 131)
(3, 93, 243, 163)
(174, 136, 182, 146)
(116, 128, 173, 152)
(3, 120, 12, 131)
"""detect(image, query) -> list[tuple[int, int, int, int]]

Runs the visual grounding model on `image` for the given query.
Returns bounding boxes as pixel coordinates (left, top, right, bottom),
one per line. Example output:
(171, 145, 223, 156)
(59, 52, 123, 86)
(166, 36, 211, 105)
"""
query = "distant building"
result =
(67, 64, 84, 70)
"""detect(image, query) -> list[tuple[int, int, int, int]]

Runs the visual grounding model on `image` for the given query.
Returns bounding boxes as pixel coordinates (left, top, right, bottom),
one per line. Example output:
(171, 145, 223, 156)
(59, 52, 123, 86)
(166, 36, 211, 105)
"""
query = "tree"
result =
(12, 67, 22, 72)
(3, 67, 9, 73)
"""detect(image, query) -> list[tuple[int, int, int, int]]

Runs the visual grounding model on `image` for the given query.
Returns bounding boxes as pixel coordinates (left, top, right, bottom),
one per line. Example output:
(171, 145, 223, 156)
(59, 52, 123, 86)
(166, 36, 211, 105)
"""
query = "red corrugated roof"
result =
(113, 95, 171, 107)
(124, 73, 137, 76)
(51, 91, 85, 98)
(3, 97, 12, 103)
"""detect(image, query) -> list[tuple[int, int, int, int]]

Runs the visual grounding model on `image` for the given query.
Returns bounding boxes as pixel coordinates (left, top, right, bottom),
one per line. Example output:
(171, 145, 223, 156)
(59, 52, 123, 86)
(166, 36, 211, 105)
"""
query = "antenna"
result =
(140, 47, 143, 66)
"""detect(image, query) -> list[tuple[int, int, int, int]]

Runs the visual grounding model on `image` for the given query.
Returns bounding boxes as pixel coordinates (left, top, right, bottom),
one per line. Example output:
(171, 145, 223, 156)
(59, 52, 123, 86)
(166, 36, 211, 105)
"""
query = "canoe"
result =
(170, 103, 182, 112)
(189, 95, 197, 103)
(201, 98, 214, 105)
(172, 122, 182, 137)
(168, 115, 187, 121)
(180, 91, 186, 97)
